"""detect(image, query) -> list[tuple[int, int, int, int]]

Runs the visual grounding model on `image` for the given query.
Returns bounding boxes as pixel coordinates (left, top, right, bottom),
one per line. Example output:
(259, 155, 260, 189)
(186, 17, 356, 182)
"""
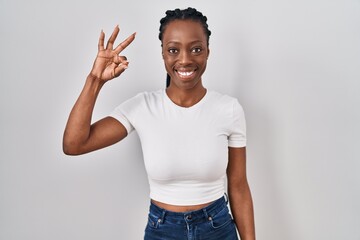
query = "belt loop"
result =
(160, 209, 166, 223)
(224, 192, 229, 204)
(203, 208, 209, 220)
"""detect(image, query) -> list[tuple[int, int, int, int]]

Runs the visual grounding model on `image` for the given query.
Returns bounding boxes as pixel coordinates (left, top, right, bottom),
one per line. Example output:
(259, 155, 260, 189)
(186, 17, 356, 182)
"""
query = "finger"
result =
(98, 30, 105, 51)
(106, 25, 120, 50)
(114, 32, 136, 54)
(113, 55, 127, 65)
(113, 62, 129, 78)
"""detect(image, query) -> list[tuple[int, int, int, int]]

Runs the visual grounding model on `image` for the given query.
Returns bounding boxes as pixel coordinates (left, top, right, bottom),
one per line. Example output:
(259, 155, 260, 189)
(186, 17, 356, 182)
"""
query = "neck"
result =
(166, 82, 207, 108)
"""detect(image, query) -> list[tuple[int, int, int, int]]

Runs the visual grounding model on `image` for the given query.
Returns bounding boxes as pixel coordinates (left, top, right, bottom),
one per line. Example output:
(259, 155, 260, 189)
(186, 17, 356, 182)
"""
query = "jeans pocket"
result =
(209, 205, 233, 229)
(147, 213, 161, 229)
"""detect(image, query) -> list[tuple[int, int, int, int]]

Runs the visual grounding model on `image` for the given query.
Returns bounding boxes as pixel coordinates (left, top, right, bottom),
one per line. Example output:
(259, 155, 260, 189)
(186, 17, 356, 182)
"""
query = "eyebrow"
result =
(165, 40, 205, 46)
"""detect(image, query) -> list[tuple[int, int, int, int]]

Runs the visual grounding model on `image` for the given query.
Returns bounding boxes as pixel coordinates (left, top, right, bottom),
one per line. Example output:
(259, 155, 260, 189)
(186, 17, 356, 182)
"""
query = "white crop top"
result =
(110, 89, 246, 205)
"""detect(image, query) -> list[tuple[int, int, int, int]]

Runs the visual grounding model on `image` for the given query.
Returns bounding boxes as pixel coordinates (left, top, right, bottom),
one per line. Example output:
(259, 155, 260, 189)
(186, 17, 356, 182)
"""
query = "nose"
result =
(178, 50, 192, 65)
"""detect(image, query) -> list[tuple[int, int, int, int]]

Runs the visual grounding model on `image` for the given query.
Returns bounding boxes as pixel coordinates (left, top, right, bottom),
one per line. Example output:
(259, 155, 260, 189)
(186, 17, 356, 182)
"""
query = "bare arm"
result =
(227, 147, 256, 240)
(63, 26, 135, 155)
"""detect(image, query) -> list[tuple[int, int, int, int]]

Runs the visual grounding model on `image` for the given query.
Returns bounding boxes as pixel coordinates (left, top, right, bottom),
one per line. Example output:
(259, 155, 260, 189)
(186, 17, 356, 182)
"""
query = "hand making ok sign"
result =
(90, 25, 136, 82)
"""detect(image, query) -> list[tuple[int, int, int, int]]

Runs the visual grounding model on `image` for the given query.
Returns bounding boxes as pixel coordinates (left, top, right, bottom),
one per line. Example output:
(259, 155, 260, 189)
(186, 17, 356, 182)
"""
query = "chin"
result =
(172, 79, 202, 90)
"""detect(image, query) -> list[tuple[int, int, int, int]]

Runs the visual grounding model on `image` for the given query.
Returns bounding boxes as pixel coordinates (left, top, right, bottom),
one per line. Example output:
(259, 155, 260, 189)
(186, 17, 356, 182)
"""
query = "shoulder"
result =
(206, 90, 243, 109)
(139, 89, 163, 102)
(122, 89, 163, 105)
(205, 91, 245, 122)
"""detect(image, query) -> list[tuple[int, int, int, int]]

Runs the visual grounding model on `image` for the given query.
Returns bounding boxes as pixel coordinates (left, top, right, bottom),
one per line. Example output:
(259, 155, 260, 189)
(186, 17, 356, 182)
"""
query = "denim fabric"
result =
(144, 196, 238, 240)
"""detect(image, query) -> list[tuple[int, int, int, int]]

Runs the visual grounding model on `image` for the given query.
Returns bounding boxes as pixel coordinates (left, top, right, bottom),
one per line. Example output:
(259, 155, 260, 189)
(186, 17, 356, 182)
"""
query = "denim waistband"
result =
(149, 194, 228, 222)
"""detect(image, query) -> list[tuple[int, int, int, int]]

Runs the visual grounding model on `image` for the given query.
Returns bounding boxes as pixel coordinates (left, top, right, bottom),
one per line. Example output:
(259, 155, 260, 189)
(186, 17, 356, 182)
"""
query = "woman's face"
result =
(162, 20, 209, 90)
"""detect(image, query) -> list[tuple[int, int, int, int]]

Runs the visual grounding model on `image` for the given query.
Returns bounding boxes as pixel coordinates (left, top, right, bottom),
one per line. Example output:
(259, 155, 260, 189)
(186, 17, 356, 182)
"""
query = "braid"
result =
(159, 7, 211, 87)
(159, 7, 211, 45)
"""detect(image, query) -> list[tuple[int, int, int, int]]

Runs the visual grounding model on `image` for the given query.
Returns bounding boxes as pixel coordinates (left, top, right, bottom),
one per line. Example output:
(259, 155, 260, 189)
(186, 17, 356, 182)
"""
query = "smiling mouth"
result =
(176, 70, 195, 79)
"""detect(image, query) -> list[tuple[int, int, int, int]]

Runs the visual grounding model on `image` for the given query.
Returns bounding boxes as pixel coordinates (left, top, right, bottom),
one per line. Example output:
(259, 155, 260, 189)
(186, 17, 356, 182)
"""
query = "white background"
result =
(0, 0, 359, 239)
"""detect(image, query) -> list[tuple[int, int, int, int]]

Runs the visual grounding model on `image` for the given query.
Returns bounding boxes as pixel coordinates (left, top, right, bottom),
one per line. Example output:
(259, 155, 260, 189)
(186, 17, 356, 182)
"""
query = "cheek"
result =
(163, 56, 174, 67)
(198, 58, 208, 68)
(163, 57, 173, 74)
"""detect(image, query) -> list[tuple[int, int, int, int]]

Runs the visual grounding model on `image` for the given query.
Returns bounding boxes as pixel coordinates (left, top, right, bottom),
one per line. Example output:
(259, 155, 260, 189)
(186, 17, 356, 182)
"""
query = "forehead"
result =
(162, 20, 207, 44)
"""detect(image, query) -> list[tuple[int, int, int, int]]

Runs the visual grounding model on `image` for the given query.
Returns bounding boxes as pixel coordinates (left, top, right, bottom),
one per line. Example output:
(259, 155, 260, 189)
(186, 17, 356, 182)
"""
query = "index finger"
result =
(106, 25, 120, 49)
(98, 30, 105, 51)
(114, 32, 136, 54)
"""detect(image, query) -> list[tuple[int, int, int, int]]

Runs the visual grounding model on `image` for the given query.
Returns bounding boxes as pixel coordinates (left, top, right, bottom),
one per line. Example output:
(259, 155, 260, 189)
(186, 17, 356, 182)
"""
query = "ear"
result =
(161, 44, 165, 59)
(207, 48, 210, 59)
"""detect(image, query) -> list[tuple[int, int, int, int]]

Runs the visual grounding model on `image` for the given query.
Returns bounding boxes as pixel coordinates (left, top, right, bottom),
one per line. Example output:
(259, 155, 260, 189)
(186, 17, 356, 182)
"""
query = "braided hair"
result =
(158, 7, 211, 88)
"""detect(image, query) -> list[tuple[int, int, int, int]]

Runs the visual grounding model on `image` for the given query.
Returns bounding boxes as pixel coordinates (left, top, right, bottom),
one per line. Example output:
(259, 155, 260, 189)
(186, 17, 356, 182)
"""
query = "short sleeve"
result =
(228, 100, 246, 148)
(109, 93, 144, 135)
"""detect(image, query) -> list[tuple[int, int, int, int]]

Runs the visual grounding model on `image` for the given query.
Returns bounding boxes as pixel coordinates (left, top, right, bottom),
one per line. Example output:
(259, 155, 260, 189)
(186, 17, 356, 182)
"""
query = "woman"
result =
(63, 7, 255, 240)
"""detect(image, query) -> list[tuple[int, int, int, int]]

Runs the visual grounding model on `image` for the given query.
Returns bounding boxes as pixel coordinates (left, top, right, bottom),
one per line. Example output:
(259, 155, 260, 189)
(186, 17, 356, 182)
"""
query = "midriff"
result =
(151, 199, 214, 212)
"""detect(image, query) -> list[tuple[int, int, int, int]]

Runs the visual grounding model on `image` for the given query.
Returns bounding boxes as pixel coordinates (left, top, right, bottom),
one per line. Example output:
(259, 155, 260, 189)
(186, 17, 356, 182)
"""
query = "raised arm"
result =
(227, 147, 256, 240)
(63, 26, 135, 155)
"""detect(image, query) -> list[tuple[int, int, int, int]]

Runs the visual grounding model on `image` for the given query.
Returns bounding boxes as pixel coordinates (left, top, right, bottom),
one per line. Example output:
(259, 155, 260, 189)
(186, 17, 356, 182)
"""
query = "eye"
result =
(168, 48, 178, 54)
(191, 47, 202, 53)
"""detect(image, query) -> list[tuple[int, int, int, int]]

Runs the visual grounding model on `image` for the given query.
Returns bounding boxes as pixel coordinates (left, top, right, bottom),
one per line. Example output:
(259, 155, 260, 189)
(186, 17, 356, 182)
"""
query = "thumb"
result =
(113, 62, 129, 77)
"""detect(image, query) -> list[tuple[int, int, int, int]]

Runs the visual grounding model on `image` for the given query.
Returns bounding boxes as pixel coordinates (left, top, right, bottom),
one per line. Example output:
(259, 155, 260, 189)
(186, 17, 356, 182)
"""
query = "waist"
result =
(149, 195, 227, 218)
(151, 199, 214, 212)
(148, 176, 227, 205)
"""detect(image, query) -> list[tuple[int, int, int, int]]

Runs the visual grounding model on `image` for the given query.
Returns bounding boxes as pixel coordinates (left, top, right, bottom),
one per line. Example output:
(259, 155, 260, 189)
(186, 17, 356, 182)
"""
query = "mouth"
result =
(175, 69, 196, 79)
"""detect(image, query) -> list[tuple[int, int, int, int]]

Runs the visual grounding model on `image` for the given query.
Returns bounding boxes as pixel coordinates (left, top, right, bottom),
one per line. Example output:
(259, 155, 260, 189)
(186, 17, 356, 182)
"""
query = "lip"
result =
(175, 69, 196, 80)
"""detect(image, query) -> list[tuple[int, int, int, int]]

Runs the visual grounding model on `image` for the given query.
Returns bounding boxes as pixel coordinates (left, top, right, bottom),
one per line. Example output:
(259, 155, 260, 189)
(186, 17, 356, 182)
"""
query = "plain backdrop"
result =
(0, 0, 359, 239)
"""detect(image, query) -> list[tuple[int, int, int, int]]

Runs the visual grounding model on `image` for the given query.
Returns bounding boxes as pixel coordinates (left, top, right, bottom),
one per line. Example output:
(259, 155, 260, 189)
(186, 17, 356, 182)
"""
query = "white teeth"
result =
(177, 71, 194, 76)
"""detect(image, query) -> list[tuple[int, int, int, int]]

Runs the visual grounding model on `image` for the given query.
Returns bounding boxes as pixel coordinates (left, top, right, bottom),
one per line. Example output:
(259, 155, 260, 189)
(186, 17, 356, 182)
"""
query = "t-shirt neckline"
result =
(163, 89, 209, 110)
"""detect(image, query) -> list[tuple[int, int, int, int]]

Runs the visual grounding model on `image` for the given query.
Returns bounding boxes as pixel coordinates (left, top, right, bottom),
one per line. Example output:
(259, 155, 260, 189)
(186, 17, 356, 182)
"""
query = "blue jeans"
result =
(144, 195, 239, 240)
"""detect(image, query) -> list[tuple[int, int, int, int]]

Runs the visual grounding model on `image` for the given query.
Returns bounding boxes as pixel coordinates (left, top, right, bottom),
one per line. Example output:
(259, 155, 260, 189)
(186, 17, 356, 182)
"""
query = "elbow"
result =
(63, 144, 79, 156)
(62, 140, 83, 156)
(62, 130, 89, 155)
(63, 148, 77, 156)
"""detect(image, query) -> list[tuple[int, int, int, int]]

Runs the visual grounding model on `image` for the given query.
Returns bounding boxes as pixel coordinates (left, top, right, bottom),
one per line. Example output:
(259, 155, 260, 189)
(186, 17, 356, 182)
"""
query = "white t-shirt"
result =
(110, 89, 246, 205)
